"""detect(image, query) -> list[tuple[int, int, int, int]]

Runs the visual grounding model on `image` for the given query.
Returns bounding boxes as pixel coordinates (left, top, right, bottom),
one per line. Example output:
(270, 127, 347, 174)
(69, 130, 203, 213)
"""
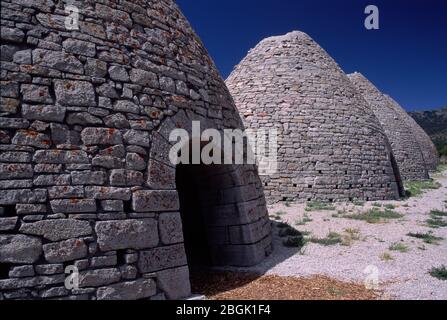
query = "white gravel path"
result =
(227, 171, 447, 300)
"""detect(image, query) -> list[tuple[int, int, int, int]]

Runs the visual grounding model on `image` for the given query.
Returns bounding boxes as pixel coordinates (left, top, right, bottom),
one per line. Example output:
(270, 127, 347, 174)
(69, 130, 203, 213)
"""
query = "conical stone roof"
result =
(384, 95, 439, 171)
(0, 0, 271, 300)
(226, 31, 403, 203)
(348, 72, 434, 180)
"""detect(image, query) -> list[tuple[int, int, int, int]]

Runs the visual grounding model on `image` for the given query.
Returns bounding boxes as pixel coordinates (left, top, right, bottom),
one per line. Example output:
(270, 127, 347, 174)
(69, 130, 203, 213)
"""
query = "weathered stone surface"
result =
(43, 239, 88, 263)
(0, 163, 33, 179)
(81, 128, 123, 145)
(130, 69, 158, 87)
(33, 150, 89, 164)
(13, 49, 32, 64)
(78, 268, 121, 288)
(138, 244, 187, 273)
(90, 255, 117, 268)
(50, 199, 96, 214)
(22, 104, 66, 122)
(156, 266, 191, 300)
(71, 171, 106, 185)
(126, 153, 146, 170)
(159, 213, 184, 245)
(97, 83, 119, 99)
(85, 58, 107, 77)
(85, 186, 131, 200)
(67, 113, 103, 126)
(92, 155, 124, 169)
(1, 44, 20, 62)
(35, 264, 64, 275)
(113, 100, 139, 114)
(100, 200, 123, 212)
(0, 0, 272, 300)
(16, 204, 47, 215)
(0, 118, 29, 129)
(0, 189, 47, 205)
(12, 130, 51, 148)
(109, 66, 129, 82)
(110, 169, 144, 186)
(33, 49, 83, 74)
(123, 130, 150, 147)
(54, 80, 96, 107)
(63, 39, 96, 57)
(147, 159, 176, 189)
(0, 235, 42, 263)
(132, 190, 179, 212)
(0, 97, 19, 114)
(0, 179, 32, 190)
(21, 84, 52, 104)
(97, 279, 156, 300)
(0, 217, 18, 231)
(1, 27, 24, 43)
(1, 81, 19, 97)
(9, 265, 35, 278)
(226, 31, 403, 203)
(19, 219, 92, 241)
(349, 72, 433, 180)
(50, 123, 80, 146)
(104, 113, 130, 129)
(96, 219, 158, 251)
(34, 174, 71, 186)
(48, 186, 84, 199)
(0, 151, 31, 163)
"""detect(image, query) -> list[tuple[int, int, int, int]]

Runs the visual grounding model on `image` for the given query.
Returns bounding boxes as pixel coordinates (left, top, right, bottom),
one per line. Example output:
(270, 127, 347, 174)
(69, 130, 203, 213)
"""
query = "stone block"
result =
(43, 239, 88, 263)
(97, 279, 156, 300)
(159, 212, 184, 245)
(0, 235, 42, 264)
(156, 266, 191, 300)
(95, 219, 158, 251)
(50, 199, 96, 214)
(132, 190, 179, 212)
(19, 219, 92, 241)
(138, 244, 187, 273)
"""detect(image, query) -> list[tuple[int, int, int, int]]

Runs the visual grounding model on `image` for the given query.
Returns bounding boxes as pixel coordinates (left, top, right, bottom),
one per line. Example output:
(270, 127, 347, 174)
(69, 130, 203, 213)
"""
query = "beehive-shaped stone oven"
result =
(384, 95, 439, 171)
(226, 31, 404, 203)
(0, 0, 271, 300)
(348, 72, 435, 180)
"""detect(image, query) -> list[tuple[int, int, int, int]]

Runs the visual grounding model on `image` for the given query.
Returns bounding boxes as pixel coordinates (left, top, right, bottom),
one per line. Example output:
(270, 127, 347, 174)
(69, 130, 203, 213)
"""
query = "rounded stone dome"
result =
(226, 31, 404, 203)
(0, 0, 271, 300)
(348, 72, 435, 180)
(384, 95, 439, 172)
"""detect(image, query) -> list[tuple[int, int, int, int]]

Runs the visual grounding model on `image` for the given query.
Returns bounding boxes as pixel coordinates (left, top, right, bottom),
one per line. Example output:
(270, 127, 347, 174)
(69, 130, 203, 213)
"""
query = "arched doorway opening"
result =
(176, 163, 233, 269)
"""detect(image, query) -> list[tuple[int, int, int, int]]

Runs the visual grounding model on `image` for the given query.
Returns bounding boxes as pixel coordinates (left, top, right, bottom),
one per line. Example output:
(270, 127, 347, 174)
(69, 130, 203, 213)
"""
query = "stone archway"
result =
(143, 111, 272, 298)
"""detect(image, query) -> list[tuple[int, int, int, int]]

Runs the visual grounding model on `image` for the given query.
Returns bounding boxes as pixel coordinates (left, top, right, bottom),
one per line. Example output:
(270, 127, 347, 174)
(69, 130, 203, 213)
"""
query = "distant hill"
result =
(409, 106, 447, 157)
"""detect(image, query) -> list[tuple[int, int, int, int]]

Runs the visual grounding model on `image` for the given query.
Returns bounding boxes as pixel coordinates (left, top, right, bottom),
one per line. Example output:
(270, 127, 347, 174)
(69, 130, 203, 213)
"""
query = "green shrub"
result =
(283, 235, 306, 248)
(429, 266, 447, 280)
(407, 232, 443, 244)
(404, 179, 442, 197)
(389, 242, 409, 253)
(343, 208, 403, 224)
(305, 201, 336, 212)
(309, 232, 342, 246)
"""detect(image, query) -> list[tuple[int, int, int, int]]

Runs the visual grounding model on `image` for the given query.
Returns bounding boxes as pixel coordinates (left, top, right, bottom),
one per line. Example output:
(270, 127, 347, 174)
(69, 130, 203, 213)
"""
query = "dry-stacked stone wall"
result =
(0, 0, 271, 300)
(384, 95, 439, 171)
(348, 73, 431, 180)
(226, 31, 403, 203)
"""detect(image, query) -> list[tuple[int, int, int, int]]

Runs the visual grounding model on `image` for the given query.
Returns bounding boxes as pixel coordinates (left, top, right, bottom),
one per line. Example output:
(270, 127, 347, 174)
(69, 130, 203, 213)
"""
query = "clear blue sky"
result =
(177, 0, 447, 111)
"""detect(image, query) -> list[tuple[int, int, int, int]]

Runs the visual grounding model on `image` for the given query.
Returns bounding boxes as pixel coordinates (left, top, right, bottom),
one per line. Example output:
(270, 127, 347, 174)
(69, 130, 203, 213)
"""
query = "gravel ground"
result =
(224, 170, 447, 300)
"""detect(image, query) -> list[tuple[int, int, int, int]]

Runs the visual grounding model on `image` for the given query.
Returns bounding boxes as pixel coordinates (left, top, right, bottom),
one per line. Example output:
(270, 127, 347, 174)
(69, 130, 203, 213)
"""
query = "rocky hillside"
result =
(409, 107, 447, 156)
